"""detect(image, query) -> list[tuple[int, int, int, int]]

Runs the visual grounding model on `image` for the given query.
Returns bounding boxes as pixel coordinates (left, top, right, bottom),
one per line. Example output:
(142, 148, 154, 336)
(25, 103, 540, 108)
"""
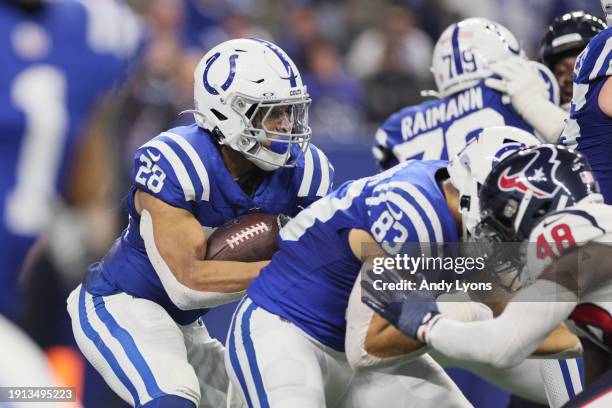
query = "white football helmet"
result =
(602, 0, 612, 25)
(432, 18, 525, 97)
(447, 126, 541, 237)
(191, 38, 311, 171)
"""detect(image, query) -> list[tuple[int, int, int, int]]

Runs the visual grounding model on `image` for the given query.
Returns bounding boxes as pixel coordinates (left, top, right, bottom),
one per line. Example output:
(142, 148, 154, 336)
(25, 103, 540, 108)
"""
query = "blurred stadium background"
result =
(7, 0, 603, 407)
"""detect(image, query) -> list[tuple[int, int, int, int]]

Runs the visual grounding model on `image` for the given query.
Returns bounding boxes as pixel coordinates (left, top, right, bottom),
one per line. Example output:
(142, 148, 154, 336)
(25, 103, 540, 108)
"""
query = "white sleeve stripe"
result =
(377, 181, 444, 242)
(385, 191, 432, 245)
(589, 37, 612, 80)
(567, 360, 583, 395)
(141, 140, 195, 201)
(281, 178, 368, 242)
(375, 128, 388, 147)
(366, 190, 432, 245)
(161, 132, 210, 201)
(315, 148, 331, 197)
(298, 148, 314, 197)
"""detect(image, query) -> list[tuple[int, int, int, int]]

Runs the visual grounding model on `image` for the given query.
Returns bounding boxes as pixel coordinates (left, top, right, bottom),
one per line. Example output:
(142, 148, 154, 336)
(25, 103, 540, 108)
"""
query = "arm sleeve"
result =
(427, 279, 578, 368)
(295, 145, 335, 208)
(521, 101, 566, 143)
(132, 139, 203, 212)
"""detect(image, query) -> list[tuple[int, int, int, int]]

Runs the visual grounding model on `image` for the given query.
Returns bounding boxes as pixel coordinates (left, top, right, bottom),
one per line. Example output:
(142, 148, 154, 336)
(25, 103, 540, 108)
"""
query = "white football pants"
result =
(67, 284, 241, 408)
(225, 297, 471, 408)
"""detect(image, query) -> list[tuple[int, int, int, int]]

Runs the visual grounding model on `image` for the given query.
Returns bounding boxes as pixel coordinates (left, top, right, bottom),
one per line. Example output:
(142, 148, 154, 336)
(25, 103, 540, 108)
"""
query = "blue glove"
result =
(361, 269, 440, 340)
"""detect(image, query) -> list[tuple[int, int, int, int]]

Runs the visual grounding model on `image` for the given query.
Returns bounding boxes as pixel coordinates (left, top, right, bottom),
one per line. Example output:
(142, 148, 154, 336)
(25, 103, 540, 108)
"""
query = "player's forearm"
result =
(427, 281, 577, 368)
(532, 323, 582, 358)
(183, 260, 268, 293)
(141, 208, 263, 309)
(365, 317, 425, 358)
(520, 101, 566, 143)
(428, 315, 540, 368)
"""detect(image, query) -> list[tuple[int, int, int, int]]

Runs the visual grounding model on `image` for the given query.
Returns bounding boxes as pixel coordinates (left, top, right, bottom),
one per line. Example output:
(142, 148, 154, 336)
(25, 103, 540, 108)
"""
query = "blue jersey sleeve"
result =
(365, 181, 442, 256)
(295, 144, 335, 208)
(372, 109, 410, 169)
(575, 28, 612, 84)
(132, 132, 211, 212)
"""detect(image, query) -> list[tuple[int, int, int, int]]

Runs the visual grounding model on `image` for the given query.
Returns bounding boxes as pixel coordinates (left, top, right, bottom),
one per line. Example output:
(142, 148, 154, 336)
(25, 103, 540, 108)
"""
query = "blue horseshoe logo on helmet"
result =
(203, 52, 240, 95)
(251, 38, 298, 87)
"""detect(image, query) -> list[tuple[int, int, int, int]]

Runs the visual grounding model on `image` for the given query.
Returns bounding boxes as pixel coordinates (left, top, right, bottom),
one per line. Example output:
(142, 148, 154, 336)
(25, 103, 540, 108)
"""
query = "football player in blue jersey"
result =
(561, 2, 612, 205)
(539, 11, 606, 111)
(0, 0, 142, 395)
(372, 18, 566, 170)
(66, 38, 334, 408)
(226, 127, 579, 407)
(370, 17, 582, 406)
(366, 144, 612, 406)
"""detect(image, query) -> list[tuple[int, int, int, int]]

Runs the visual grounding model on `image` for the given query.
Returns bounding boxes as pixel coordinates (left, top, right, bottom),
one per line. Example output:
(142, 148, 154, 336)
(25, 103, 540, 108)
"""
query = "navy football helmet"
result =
(539, 11, 606, 69)
(472, 145, 599, 290)
(477, 144, 599, 242)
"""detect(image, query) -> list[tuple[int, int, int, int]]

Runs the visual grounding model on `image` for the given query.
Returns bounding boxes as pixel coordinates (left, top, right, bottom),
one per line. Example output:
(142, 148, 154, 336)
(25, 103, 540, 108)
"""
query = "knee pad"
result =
(141, 395, 196, 408)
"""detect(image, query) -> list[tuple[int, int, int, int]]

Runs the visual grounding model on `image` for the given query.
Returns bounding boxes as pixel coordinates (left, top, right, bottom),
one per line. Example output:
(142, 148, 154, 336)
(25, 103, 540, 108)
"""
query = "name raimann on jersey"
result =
(401, 87, 484, 140)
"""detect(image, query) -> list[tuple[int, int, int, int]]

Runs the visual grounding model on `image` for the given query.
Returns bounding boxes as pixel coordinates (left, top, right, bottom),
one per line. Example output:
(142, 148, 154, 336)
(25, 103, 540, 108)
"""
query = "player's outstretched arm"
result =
(425, 279, 578, 368)
(136, 190, 267, 308)
(346, 229, 491, 369)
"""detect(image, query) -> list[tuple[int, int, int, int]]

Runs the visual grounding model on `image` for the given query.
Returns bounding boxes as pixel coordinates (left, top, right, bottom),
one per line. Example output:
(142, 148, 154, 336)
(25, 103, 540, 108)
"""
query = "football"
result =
(204, 213, 283, 261)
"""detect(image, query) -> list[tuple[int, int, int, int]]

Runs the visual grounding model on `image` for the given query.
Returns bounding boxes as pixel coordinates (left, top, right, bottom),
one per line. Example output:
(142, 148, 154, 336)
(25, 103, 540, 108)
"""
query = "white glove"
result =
(485, 57, 566, 143)
(485, 57, 549, 114)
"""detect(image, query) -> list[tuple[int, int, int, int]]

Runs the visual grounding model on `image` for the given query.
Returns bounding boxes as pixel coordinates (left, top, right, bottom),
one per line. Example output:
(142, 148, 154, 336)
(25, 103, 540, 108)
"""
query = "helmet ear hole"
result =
(245, 104, 257, 119)
(210, 109, 227, 121)
(535, 200, 553, 218)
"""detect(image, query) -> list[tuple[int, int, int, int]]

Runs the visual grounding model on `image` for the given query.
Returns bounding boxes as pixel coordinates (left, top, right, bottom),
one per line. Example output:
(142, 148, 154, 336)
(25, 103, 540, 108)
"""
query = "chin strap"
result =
(244, 143, 287, 171)
(180, 109, 208, 129)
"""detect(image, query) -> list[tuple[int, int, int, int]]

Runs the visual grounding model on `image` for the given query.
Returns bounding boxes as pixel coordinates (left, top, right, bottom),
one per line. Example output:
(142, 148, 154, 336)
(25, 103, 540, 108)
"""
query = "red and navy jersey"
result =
(526, 201, 612, 352)
(248, 160, 458, 351)
(562, 27, 612, 204)
(85, 124, 334, 325)
(0, 0, 142, 317)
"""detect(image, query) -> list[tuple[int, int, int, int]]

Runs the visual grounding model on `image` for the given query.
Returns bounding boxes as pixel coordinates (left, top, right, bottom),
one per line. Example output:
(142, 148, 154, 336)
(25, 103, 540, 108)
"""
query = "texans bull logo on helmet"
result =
(497, 145, 561, 198)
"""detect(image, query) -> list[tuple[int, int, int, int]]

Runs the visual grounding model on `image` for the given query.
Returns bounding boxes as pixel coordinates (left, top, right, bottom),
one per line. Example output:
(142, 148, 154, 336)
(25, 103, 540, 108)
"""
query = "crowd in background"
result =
(116, 0, 602, 156)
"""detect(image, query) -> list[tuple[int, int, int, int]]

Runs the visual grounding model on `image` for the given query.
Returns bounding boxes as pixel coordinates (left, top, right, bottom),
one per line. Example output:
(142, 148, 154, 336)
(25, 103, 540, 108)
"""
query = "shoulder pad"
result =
(525, 202, 612, 281)
(529, 202, 612, 246)
(296, 144, 334, 199)
(574, 28, 612, 84)
(132, 130, 212, 211)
